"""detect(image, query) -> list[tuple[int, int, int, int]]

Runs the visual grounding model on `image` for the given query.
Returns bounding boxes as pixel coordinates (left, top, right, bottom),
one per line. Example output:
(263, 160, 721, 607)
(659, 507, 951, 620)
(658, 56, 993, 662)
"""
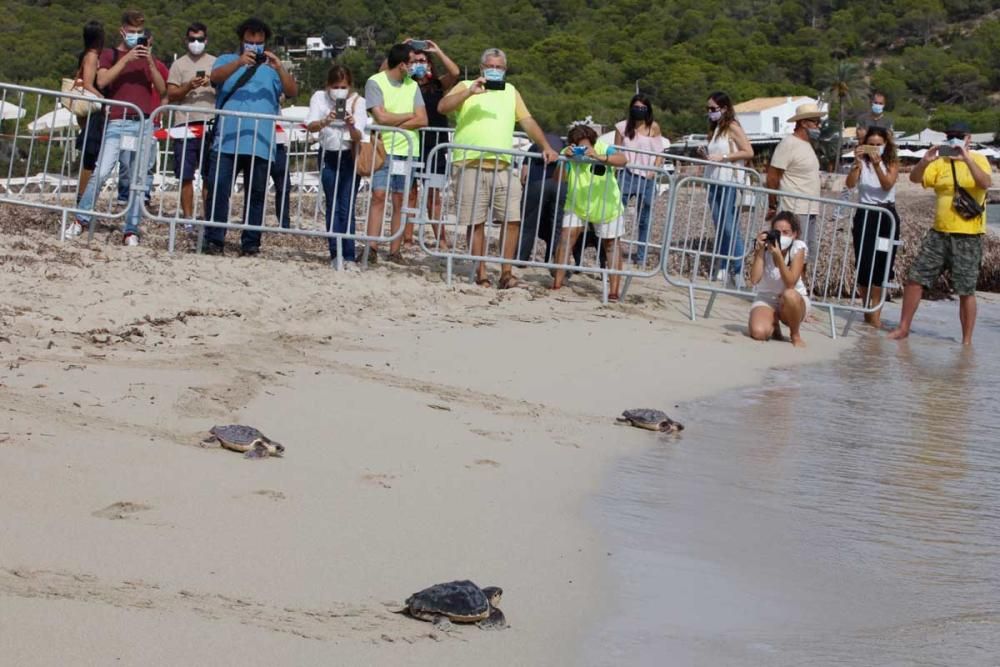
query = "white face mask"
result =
(328, 88, 349, 101)
(188, 41, 205, 56)
(779, 235, 794, 251)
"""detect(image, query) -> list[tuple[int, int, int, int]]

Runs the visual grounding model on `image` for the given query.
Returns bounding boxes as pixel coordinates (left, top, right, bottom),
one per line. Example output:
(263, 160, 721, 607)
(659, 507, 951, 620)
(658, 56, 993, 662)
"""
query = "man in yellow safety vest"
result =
(439, 47, 558, 289)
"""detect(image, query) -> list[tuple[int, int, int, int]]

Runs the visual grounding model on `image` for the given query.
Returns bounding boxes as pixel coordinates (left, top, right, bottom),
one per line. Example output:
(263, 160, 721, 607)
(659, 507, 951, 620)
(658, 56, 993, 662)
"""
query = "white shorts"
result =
(563, 213, 625, 239)
(751, 292, 812, 322)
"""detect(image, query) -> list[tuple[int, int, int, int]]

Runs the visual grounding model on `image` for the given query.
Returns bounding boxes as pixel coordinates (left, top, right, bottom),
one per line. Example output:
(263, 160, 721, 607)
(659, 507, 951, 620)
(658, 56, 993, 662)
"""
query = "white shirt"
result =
(704, 126, 746, 183)
(757, 239, 808, 299)
(305, 90, 367, 152)
(856, 160, 895, 204)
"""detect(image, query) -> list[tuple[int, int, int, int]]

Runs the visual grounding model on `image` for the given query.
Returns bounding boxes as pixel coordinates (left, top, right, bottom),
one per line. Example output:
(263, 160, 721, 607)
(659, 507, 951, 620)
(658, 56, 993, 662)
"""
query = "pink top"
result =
(615, 120, 666, 178)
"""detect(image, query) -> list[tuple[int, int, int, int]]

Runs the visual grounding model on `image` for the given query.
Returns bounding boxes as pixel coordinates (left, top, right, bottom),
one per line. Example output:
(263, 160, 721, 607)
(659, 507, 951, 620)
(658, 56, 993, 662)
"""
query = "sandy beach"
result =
(1, 203, 851, 665)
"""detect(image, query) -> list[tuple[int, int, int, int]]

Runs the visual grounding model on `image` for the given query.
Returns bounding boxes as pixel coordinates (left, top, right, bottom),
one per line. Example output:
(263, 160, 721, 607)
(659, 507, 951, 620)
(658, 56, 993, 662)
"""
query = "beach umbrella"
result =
(27, 108, 76, 132)
(0, 100, 27, 120)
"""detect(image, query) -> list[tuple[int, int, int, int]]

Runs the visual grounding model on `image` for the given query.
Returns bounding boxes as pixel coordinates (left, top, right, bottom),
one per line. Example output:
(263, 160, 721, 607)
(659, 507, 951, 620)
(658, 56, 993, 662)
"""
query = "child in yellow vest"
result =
(552, 124, 629, 300)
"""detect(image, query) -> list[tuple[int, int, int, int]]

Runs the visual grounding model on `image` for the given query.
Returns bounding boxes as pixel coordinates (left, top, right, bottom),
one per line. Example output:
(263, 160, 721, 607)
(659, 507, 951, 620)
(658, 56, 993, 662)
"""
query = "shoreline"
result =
(1, 214, 853, 665)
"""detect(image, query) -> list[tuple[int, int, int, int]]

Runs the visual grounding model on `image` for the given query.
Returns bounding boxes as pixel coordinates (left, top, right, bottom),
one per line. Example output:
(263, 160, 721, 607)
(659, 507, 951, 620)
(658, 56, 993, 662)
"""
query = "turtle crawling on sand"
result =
(617, 409, 684, 433)
(203, 425, 284, 459)
(395, 580, 507, 630)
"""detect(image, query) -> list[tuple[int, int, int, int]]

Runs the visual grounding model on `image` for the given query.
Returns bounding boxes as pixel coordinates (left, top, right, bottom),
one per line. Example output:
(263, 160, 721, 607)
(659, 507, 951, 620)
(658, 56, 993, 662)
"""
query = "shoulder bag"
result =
(62, 65, 102, 118)
(950, 159, 985, 220)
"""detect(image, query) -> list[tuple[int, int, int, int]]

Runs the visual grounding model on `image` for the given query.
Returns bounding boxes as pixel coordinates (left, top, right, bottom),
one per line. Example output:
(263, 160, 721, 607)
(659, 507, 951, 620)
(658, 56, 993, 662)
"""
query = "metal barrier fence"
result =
(412, 141, 676, 301)
(658, 174, 898, 338)
(0, 82, 148, 241)
(138, 104, 415, 265)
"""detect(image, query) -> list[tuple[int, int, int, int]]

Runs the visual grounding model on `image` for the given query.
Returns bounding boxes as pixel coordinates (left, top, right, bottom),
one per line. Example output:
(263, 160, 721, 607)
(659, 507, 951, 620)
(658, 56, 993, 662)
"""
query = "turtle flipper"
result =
(431, 615, 454, 631)
(477, 607, 507, 630)
(244, 440, 271, 459)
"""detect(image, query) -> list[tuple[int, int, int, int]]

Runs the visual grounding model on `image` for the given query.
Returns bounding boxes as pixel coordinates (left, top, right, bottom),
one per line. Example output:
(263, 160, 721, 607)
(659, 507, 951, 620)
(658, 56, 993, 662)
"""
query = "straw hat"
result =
(787, 103, 826, 123)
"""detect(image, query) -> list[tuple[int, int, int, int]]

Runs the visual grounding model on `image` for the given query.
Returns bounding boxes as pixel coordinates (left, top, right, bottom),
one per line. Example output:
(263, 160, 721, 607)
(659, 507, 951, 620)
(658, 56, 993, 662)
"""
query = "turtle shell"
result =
(210, 424, 265, 448)
(622, 409, 669, 426)
(406, 580, 491, 622)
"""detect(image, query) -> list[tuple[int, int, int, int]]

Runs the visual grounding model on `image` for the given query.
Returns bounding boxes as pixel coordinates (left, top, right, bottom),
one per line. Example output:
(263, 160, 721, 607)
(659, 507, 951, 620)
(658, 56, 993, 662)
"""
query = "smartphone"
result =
(484, 80, 506, 91)
(195, 70, 206, 78)
(334, 97, 347, 121)
(136, 36, 149, 47)
(860, 144, 879, 156)
(938, 144, 961, 158)
(409, 39, 428, 51)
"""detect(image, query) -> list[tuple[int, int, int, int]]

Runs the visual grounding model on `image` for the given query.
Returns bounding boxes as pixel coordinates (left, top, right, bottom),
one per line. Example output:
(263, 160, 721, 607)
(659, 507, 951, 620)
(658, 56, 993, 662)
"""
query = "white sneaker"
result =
(123, 233, 139, 247)
(714, 269, 728, 283)
(727, 273, 746, 289)
(65, 221, 83, 238)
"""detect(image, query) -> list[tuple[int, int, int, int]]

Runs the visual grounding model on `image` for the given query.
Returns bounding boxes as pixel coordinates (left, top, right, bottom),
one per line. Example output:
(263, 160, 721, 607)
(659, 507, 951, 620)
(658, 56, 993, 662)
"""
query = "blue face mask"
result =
(409, 63, 428, 79)
(871, 103, 884, 115)
(244, 42, 264, 56)
(483, 68, 505, 82)
(124, 32, 141, 49)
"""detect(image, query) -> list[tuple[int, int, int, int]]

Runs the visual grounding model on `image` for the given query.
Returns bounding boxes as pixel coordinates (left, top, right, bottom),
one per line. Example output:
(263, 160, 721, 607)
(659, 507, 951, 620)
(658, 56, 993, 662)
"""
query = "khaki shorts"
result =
(452, 165, 522, 226)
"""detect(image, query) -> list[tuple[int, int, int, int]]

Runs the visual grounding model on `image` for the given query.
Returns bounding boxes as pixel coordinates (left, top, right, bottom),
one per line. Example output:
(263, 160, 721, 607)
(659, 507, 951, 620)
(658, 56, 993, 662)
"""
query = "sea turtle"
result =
(617, 409, 684, 432)
(203, 425, 284, 459)
(395, 580, 506, 631)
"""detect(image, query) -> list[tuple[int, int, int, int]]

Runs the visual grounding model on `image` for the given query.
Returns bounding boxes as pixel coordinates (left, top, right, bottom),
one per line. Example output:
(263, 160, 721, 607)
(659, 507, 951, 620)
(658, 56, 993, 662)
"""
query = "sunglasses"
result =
(706, 105, 721, 111)
(187, 36, 205, 43)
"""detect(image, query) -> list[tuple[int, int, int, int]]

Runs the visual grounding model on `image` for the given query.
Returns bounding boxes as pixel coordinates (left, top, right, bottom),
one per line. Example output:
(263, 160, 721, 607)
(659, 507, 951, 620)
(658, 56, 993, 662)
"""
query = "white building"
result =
(734, 96, 823, 136)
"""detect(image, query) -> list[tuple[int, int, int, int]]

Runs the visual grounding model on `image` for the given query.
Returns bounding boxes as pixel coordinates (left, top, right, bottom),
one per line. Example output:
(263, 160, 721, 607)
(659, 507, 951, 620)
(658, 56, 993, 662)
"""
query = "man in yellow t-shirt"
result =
(889, 122, 993, 345)
(438, 48, 558, 289)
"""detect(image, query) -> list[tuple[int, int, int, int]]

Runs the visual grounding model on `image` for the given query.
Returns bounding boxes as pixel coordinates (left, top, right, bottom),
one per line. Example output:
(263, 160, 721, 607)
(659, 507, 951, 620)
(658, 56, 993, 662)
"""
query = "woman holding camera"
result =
(845, 125, 900, 328)
(748, 211, 810, 347)
(552, 124, 629, 300)
(305, 65, 366, 266)
(704, 91, 754, 286)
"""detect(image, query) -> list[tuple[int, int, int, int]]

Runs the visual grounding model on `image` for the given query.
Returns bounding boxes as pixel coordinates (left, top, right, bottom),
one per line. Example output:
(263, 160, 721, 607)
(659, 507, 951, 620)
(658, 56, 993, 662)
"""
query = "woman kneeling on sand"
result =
(748, 211, 810, 347)
(552, 124, 629, 300)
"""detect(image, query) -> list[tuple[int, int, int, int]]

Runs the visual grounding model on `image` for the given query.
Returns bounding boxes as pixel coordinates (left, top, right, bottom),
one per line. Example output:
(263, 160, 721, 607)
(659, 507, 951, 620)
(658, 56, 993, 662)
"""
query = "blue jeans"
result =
(320, 149, 360, 261)
(117, 146, 152, 203)
(76, 118, 154, 236)
(205, 152, 269, 251)
(708, 183, 743, 273)
(270, 144, 292, 229)
(618, 170, 656, 261)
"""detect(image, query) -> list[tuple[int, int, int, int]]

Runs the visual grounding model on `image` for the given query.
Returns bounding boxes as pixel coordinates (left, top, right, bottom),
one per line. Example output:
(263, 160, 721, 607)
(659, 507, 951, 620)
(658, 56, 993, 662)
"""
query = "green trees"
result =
(3, 0, 1000, 136)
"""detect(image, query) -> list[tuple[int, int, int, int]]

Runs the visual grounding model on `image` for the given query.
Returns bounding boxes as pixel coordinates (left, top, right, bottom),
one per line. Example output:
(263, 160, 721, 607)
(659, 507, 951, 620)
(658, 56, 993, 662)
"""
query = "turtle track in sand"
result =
(0, 567, 438, 644)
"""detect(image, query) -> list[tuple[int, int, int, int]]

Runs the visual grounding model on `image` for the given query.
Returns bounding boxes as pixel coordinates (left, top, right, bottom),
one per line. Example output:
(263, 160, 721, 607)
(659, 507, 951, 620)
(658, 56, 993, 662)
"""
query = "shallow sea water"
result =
(588, 299, 1000, 666)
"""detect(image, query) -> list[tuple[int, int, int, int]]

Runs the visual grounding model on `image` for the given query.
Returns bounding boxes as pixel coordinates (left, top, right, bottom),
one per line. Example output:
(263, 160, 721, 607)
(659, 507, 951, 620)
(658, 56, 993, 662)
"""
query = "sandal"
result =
(366, 247, 379, 265)
(608, 293, 620, 302)
(475, 276, 492, 288)
(498, 274, 519, 290)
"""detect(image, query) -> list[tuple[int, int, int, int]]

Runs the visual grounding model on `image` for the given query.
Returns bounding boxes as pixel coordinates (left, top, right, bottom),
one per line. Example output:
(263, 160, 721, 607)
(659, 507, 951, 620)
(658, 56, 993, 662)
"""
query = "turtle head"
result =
(482, 586, 503, 607)
(659, 419, 684, 433)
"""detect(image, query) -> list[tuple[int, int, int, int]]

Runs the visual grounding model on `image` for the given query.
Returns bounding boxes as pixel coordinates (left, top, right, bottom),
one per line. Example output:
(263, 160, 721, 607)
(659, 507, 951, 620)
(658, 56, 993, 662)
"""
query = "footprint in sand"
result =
(251, 489, 286, 501)
(361, 473, 396, 489)
(469, 429, 512, 442)
(466, 459, 501, 468)
(92, 501, 153, 520)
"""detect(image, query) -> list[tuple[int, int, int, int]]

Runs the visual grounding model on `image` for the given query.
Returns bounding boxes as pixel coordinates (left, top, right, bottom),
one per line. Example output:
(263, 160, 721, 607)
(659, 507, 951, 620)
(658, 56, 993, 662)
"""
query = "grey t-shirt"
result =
(364, 77, 425, 111)
(856, 111, 893, 131)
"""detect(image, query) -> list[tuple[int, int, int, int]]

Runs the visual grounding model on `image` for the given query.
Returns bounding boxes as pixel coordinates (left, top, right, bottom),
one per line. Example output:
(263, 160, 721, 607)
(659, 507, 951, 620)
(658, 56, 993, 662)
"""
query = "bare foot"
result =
(790, 334, 806, 348)
(886, 328, 909, 340)
(771, 327, 785, 342)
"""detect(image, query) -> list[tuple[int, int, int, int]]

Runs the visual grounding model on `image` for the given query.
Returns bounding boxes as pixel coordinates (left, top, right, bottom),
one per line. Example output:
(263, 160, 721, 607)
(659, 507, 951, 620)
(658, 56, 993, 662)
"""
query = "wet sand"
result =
(0, 207, 848, 665)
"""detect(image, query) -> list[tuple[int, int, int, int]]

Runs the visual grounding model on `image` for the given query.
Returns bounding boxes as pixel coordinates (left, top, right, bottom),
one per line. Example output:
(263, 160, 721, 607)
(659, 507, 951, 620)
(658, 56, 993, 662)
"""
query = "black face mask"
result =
(629, 106, 649, 121)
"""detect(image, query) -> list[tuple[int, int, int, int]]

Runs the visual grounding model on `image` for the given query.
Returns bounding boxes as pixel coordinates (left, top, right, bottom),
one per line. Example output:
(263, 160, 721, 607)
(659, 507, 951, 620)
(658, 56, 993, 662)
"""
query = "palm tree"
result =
(817, 60, 866, 174)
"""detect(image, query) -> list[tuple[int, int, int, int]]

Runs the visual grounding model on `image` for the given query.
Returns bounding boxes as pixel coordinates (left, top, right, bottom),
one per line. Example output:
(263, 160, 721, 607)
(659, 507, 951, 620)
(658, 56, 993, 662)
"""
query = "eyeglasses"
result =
(633, 105, 648, 111)
(187, 36, 206, 43)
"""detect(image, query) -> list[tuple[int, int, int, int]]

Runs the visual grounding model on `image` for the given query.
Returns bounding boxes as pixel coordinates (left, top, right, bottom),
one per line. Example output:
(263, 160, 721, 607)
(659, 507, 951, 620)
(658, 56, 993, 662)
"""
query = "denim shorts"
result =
(370, 157, 415, 193)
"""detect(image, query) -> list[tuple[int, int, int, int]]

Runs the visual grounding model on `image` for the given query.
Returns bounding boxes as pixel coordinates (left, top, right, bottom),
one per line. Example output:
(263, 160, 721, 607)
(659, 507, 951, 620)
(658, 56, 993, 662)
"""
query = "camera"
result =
(254, 52, 267, 65)
(764, 229, 782, 247)
(571, 145, 587, 158)
(409, 39, 428, 51)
